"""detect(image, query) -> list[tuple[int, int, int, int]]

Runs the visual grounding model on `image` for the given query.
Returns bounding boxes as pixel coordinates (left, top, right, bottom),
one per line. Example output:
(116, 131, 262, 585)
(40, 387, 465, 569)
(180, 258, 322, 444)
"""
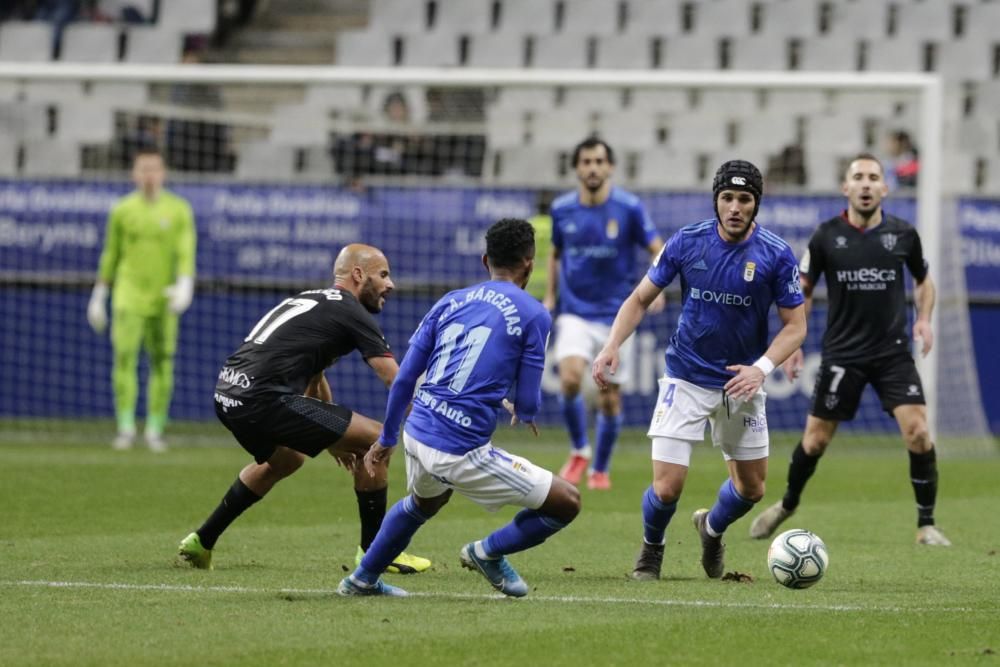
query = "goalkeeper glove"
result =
(87, 282, 109, 333)
(164, 275, 194, 314)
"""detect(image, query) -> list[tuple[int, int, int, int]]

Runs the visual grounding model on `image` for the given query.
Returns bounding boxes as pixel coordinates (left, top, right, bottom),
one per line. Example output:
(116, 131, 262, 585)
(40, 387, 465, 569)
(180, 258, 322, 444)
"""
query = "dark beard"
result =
(359, 279, 382, 313)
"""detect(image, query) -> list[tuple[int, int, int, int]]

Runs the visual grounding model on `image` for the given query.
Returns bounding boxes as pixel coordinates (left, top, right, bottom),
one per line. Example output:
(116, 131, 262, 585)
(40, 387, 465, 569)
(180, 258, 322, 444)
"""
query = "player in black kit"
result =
(750, 154, 951, 546)
(177, 244, 432, 572)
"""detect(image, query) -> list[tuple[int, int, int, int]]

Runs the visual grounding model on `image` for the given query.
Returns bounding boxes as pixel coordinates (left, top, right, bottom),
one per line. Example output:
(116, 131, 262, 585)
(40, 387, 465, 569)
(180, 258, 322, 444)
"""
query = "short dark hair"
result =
(134, 145, 162, 160)
(571, 137, 615, 167)
(847, 152, 884, 175)
(486, 218, 535, 269)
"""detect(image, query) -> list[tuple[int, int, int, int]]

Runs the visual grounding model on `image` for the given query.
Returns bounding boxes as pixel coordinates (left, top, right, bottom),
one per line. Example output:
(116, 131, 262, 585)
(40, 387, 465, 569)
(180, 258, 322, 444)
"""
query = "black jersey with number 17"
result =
(215, 287, 393, 402)
(801, 212, 928, 364)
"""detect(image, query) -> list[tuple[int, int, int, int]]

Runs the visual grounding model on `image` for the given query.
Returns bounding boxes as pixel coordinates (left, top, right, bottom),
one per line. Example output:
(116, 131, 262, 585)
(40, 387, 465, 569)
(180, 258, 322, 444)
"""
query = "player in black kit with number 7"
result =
(177, 244, 432, 572)
(750, 154, 951, 546)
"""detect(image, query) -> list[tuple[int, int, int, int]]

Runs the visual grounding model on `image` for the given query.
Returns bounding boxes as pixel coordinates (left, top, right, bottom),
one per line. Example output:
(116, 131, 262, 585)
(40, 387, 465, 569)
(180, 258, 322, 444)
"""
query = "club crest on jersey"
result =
(835, 236, 848, 249)
(606, 218, 619, 239)
(743, 261, 756, 282)
(880, 233, 897, 251)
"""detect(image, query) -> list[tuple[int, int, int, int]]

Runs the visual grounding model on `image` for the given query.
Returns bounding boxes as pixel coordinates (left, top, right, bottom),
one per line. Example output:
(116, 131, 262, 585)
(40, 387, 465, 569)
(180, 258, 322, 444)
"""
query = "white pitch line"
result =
(2, 579, 990, 615)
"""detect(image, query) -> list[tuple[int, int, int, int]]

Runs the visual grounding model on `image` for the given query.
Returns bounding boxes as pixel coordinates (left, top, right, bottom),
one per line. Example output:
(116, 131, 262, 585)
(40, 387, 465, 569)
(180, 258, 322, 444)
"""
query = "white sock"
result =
(473, 541, 494, 560)
(573, 445, 593, 459)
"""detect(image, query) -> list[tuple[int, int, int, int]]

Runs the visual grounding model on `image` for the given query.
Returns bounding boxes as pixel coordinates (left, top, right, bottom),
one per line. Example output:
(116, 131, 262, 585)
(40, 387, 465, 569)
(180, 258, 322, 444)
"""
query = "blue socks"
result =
(592, 413, 622, 473)
(706, 478, 755, 535)
(483, 509, 568, 557)
(560, 394, 588, 450)
(641, 484, 677, 545)
(355, 495, 429, 585)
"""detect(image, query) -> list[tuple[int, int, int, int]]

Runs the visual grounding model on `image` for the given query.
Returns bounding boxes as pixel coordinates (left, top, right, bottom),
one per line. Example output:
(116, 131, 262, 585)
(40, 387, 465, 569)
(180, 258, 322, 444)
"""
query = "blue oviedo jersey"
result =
(402, 280, 551, 455)
(551, 187, 659, 324)
(647, 220, 804, 389)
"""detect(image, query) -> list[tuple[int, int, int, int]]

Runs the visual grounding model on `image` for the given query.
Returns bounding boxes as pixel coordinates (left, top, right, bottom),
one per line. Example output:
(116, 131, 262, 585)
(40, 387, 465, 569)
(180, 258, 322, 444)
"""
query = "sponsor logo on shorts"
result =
(824, 394, 839, 410)
(218, 366, 252, 389)
(213, 392, 243, 409)
(743, 415, 767, 433)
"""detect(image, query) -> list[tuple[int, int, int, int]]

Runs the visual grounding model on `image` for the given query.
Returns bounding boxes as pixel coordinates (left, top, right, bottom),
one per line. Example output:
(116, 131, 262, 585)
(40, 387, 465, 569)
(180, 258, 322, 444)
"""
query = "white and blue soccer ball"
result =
(767, 529, 829, 589)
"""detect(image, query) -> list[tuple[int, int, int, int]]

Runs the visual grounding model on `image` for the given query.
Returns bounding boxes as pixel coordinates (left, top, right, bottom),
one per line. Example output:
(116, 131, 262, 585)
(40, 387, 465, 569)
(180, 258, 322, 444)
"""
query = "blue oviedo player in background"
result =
(544, 137, 665, 491)
(339, 218, 581, 597)
(592, 161, 807, 581)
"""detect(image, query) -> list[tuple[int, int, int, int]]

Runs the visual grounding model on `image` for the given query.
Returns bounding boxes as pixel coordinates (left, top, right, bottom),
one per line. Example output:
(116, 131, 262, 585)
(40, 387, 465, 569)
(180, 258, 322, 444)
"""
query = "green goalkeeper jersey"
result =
(98, 190, 196, 315)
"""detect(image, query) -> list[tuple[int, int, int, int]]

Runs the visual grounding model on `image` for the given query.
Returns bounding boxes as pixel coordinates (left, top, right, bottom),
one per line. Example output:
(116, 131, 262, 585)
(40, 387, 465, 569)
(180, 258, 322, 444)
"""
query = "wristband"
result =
(752, 356, 775, 376)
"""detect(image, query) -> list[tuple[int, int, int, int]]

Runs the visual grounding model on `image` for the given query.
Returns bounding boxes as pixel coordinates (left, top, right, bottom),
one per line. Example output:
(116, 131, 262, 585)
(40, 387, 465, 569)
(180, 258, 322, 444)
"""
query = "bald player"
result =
(177, 244, 431, 574)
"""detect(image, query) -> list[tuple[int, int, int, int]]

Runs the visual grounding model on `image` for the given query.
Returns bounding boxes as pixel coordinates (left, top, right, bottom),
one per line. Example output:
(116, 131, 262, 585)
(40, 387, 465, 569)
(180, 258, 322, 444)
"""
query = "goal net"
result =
(0, 63, 994, 456)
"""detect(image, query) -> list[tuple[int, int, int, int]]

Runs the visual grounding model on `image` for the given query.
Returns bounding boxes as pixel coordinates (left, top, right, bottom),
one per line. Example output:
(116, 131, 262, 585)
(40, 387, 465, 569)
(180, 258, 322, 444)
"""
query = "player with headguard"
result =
(750, 154, 950, 546)
(176, 244, 430, 574)
(544, 137, 664, 491)
(593, 160, 806, 581)
(339, 218, 580, 597)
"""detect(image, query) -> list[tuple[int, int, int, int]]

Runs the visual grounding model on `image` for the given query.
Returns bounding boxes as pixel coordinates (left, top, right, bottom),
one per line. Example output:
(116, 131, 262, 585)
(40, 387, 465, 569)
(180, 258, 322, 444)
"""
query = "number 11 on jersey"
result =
(426, 323, 492, 393)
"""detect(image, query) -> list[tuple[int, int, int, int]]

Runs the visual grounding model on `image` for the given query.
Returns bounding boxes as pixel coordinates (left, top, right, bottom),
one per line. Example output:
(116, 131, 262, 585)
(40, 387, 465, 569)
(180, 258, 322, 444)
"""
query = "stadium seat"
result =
(236, 141, 296, 181)
(0, 102, 50, 140)
(634, 148, 700, 189)
(124, 27, 183, 64)
(22, 140, 81, 177)
(303, 85, 366, 113)
(942, 152, 976, 194)
(0, 22, 52, 62)
(485, 146, 563, 185)
(727, 36, 789, 71)
(57, 102, 114, 143)
(764, 89, 828, 115)
(60, 24, 120, 62)
(270, 104, 330, 145)
(299, 145, 335, 178)
(630, 88, 691, 113)
(562, 88, 624, 113)
(402, 33, 461, 66)
(803, 151, 848, 191)
(826, 0, 890, 39)
(594, 35, 654, 69)
(797, 36, 860, 72)
(530, 110, 592, 147)
(0, 135, 17, 176)
(662, 35, 719, 70)
(370, 0, 429, 32)
(335, 30, 395, 67)
(893, 1, 955, 42)
(623, 0, 682, 36)
(690, 0, 753, 37)
(697, 90, 760, 113)
(497, 0, 557, 35)
(90, 82, 148, 108)
(158, 0, 217, 34)
(758, 0, 820, 37)
(558, 0, 621, 34)
(486, 108, 527, 148)
(21, 81, 85, 104)
(530, 33, 589, 69)
(735, 115, 798, 153)
(974, 81, 1000, 119)
(864, 37, 923, 73)
(804, 115, 865, 153)
(432, 0, 494, 33)
(667, 113, 731, 151)
(494, 86, 557, 111)
(964, 2, 1000, 43)
(934, 40, 993, 82)
(948, 118, 998, 155)
(828, 90, 902, 119)
(982, 156, 1000, 194)
(466, 33, 527, 68)
(594, 110, 660, 151)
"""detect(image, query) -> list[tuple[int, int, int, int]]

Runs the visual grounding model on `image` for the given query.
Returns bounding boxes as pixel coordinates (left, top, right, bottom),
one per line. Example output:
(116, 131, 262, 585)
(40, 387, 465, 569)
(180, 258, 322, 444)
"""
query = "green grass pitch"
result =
(1, 425, 998, 666)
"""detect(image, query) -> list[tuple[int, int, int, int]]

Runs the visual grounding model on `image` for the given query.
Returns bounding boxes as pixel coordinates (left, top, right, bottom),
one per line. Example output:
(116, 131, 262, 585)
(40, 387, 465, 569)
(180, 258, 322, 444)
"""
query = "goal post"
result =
(0, 63, 992, 455)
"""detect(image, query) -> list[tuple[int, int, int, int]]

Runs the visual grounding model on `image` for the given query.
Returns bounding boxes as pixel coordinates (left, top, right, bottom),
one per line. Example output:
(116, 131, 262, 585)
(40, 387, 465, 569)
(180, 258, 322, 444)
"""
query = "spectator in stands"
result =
(32, 0, 82, 55)
(885, 130, 919, 188)
(765, 144, 807, 189)
(166, 47, 234, 173)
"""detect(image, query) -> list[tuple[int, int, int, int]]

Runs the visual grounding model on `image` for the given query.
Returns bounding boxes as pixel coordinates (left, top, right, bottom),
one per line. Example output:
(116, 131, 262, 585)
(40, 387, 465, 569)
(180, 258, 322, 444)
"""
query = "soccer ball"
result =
(767, 529, 829, 589)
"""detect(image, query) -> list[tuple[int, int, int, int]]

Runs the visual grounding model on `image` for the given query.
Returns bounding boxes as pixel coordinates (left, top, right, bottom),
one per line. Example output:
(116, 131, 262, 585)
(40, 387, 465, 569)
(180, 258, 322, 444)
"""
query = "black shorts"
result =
(809, 353, 925, 422)
(214, 392, 354, 464)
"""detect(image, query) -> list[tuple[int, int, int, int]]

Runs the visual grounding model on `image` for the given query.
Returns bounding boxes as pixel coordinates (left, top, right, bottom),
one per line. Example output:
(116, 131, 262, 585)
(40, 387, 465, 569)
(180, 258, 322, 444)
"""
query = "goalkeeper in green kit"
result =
(87, 147, 196, 452)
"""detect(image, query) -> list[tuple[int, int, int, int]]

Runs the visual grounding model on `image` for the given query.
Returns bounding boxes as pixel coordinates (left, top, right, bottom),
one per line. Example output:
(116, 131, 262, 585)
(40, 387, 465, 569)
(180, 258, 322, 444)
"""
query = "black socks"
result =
(197, 478, 262, 550)
(909, 448, 939, 527)
(356, 487, 388, 551)
(782, 442, 821, 512)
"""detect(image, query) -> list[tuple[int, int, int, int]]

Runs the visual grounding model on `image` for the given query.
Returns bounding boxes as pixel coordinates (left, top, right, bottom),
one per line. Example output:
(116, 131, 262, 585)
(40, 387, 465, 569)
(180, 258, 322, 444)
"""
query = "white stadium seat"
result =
(0, 22, 52, 62)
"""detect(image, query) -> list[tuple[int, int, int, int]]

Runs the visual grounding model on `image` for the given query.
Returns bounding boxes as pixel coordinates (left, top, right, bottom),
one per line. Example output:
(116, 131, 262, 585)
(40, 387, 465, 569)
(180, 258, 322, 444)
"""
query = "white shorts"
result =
(647, 376, 769, 464)
(554, 313, 635, 387)
(403, 432, 553, 513)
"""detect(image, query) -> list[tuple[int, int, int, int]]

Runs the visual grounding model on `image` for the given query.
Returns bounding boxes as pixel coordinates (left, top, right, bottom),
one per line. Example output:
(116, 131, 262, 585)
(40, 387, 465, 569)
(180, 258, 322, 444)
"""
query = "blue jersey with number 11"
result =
(402, 280, 551, 455)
